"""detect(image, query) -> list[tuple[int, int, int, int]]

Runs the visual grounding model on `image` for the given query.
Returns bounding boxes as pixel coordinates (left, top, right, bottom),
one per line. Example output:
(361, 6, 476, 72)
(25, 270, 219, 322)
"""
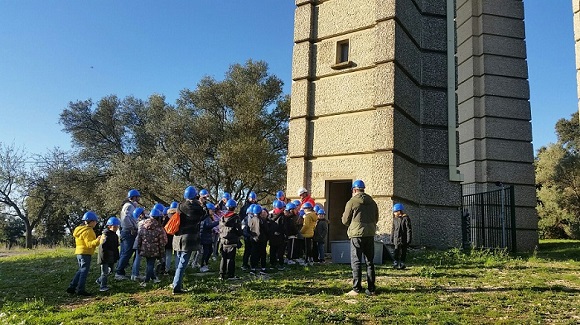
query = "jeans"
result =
(98, 264, 113, 289)
(144, 257, 156, 282)
(164, 248, 175, 272)
(172, 250, 192, 291)
(132, 250, 142, 277)
(69, 254, 91, 293)
(201, 243, 213, 266)
(116, 230, 136, 276)
(350, 237, 376, 293)
(314, 241, 325, 262)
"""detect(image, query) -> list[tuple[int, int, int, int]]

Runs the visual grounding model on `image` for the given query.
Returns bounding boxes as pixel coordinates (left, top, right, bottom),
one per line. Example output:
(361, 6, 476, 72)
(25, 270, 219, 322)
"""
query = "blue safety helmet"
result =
(222, 192, 231, 200)
(184, 186, 198, 200)
(352, 179, 366, 189)
(273, 199, 285, 209)
(317, 209, 326, 215)
(163, 207, 169, 215)
(106, 217, 121, 226)
(298, 210, 305, 217)
(199, 189, 209, 197)
(302, 202, 313, 209)
(276, 190, 285, 199)
(313, 205, 321, 213)
(393, 203, 404, 212)
(285, 202, 296, 211)
(206, 203, 216, 211)
(127, 189, 141, 198)
(248, 191, 257, 200)
(133, 207, 145, 219)
(153, 203, 165, 212)
(247, 203, 257, 214)
(251, 204, 262, 215)
(170, 201, 179, 209)
(225, 199, 237, 208)
(292, 200, 301, 206)
(150, 208, 163, 218)
(82, 211, 98, 222)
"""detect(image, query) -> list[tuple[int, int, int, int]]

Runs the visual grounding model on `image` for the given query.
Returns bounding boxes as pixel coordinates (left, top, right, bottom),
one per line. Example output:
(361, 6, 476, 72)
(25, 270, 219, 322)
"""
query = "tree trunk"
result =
(24, 219, 33, 249)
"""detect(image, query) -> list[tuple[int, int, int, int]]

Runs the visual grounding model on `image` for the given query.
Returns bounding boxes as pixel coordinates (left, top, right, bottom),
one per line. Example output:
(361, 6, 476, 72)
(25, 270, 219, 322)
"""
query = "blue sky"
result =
(0, 1, 576, 156)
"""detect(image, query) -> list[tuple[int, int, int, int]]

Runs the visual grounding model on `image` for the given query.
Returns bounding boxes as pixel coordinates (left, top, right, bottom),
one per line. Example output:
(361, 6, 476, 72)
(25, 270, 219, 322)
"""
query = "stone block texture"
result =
(288, 0, 536, 251)
(457, 0, 537, 251)
(288, 0, 463, 250)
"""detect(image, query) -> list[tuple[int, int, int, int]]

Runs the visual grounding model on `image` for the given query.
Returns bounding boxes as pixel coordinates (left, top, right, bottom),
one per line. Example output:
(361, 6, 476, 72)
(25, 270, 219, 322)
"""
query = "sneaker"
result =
(277, 266, 285, 271)
(365, 289, 376, 296)
(66, 287, 76, 294)
(399, 263, 406, 270)
(241, 265, 249, 271)
(100, 286, 110, 292)
(286, 259, 296, 265)
(345, 290, 360, 296)
(76, 291, 92, 296)
(200, 265, 209, 273)
(139, 282, 147, 288)
(172, 288, 187, 295)
(131, 275, 145, 281)
(259, 270, 267, 275)
(393, 261, 399, 269)
(114, 274, 129, 281)
(296, 258, 305, 264)
(227, 276, 241, 281)
(153, 278, 161, 284)
(218, 276, 226, 281)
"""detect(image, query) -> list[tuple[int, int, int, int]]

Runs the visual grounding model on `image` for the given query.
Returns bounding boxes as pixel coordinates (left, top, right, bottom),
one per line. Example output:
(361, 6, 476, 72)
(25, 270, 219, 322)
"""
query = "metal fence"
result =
(461, 185, 516, 251)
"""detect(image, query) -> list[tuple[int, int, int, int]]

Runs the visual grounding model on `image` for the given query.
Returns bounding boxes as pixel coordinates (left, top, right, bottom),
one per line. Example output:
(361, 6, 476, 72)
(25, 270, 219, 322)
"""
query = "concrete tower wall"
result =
(456, 0, 538, 250)
(288, 0, 462, 248)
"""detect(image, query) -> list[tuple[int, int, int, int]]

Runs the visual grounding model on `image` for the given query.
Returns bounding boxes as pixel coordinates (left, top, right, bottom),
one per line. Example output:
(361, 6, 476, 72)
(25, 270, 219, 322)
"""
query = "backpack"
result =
(164, 211, 180, 235)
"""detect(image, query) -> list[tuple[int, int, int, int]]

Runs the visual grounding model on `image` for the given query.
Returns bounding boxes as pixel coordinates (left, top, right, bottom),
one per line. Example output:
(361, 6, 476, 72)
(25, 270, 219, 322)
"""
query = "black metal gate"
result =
(461, 185, 517, 251)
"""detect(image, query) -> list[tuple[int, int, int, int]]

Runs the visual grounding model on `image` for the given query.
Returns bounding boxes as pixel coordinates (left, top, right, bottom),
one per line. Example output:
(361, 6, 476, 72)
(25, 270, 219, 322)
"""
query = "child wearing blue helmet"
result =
(96, 217, 121, 292)
(66, 211, 102, 296)
(391, 203, 412, 269)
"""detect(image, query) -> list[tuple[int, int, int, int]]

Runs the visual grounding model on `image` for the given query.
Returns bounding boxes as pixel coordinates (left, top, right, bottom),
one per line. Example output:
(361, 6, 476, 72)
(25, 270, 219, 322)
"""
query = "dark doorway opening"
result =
(325, 180, 352, 251)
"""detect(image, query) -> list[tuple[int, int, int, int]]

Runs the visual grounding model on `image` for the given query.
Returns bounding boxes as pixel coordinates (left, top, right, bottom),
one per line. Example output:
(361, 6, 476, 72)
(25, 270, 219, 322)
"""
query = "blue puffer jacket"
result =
(200, 216, 219, 245)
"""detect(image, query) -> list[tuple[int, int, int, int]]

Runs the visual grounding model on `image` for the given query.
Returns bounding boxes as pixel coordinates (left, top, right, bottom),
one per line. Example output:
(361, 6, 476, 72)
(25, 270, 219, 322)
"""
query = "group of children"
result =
(66, 188, 333, 295)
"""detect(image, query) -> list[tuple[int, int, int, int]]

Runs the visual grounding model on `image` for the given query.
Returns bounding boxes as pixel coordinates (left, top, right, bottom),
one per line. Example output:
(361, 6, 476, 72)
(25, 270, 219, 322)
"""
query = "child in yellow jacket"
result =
(66, 211, 102, 296)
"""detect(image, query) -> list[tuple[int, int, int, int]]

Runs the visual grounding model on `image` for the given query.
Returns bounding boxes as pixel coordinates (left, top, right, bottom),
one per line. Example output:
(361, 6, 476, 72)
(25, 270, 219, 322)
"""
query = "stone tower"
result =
(288, 0, 538, 251)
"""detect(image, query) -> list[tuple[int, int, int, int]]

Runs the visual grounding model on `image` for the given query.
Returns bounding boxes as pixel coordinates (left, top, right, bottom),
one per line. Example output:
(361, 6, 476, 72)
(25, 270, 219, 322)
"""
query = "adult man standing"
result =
(171, 186, 205, 294)
(297, 187, 315, 207)
(341, 179, 379, 296)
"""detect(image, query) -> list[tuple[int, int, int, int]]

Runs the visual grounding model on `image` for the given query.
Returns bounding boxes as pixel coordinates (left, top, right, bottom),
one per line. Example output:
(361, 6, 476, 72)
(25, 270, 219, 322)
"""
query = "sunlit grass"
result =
(0, 240, 579, 324)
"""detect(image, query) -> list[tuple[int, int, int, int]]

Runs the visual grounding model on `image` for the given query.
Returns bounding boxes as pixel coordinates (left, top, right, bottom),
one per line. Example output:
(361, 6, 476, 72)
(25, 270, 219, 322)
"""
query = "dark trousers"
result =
(394, 244, 408, 263)
(269, 242, 285, 266)
(304, 237, 313, 260)
(250, 241, 267, 270)
(242, 237, 253, 267)
(350, 237, 376, 293)
(286, 237, 302, 260)
(314, 241, 325, 262)
(220, 245, 237, 278)
(201, 243, 213, 266)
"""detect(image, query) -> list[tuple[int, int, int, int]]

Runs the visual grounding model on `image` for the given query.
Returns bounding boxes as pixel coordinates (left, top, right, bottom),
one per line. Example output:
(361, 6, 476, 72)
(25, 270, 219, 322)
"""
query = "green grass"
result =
(1, 240, 579, 324)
